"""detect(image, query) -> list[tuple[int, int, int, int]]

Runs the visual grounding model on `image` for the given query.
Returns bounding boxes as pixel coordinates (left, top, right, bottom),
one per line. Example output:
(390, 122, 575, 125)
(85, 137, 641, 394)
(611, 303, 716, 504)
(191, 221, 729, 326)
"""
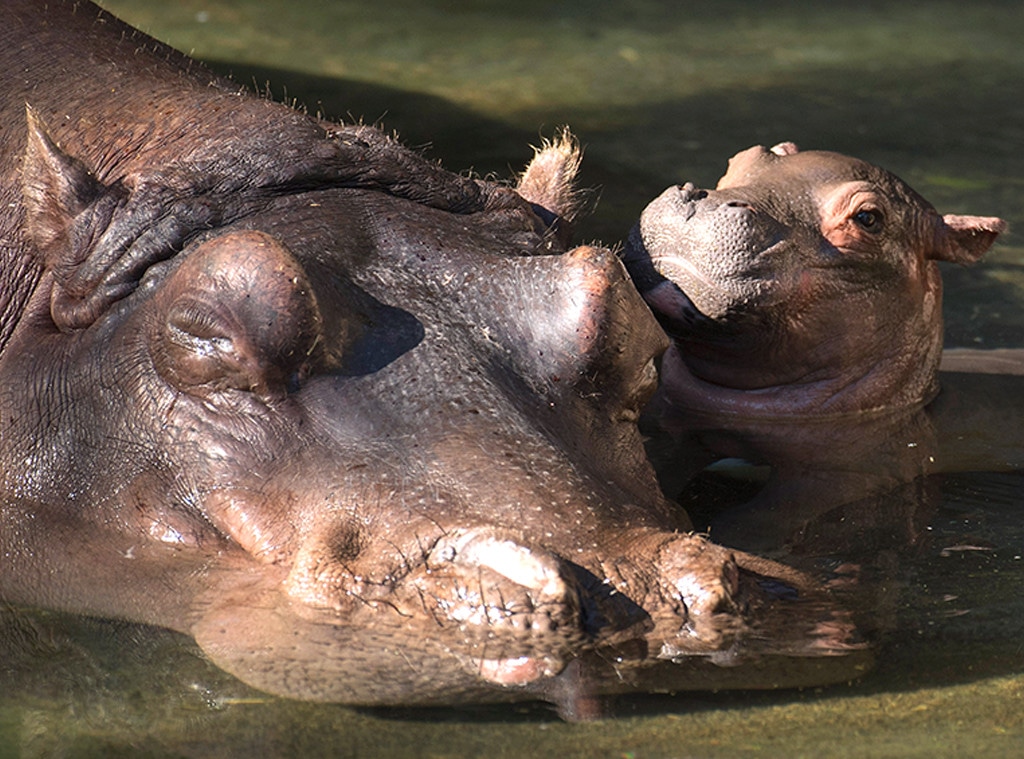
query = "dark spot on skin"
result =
(329, 529, 363, 563)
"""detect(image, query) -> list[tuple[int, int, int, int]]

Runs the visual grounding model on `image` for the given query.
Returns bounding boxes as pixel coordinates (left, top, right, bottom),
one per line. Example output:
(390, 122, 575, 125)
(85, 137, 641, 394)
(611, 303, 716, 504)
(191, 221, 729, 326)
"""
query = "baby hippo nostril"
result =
(724, 199, 752, 210)
(677, 183, 708, 202)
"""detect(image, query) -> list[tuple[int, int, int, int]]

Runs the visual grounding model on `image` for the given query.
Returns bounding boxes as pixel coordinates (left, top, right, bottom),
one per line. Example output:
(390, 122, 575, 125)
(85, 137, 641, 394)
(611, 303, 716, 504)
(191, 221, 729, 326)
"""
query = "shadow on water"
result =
(208, 62, 537, 174)
(213, 58, 1024, 222)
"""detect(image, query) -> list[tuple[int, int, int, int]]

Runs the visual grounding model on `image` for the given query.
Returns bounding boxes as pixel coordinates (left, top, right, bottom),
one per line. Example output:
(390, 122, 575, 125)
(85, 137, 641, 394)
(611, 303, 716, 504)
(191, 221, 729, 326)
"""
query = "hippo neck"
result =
(658, 342, 942, 420)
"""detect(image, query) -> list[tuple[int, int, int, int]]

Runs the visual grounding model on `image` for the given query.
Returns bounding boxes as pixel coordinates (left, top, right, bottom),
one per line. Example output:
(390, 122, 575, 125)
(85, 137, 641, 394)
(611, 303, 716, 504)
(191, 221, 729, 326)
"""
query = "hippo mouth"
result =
(650, 242, 788, 321)
(640, 278, 718, 340)
(620, 229, 719, 340)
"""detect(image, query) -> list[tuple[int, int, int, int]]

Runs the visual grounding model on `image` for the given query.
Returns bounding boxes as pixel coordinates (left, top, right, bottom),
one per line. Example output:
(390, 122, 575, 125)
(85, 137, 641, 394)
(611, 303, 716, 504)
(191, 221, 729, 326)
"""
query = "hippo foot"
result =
(284, 526, 583, 685)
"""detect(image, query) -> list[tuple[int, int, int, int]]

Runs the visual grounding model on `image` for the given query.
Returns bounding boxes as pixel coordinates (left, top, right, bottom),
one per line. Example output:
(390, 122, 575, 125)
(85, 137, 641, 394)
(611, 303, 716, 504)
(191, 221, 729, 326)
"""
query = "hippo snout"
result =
(640, 182, 784, 258)
(625, 181, 789, 322)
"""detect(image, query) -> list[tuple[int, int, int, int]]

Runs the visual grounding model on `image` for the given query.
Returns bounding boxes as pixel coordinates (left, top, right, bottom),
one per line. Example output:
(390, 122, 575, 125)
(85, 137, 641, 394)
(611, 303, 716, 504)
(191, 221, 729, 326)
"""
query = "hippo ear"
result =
(22, 105, 110, 261)
(516, 129, 586, 222)
(21, 105, 147, 331)
(770, 142, 800, 156)
(22, 106, 219, 332)
(932, 214, 1007, 264)
(149, 231, 322, 399)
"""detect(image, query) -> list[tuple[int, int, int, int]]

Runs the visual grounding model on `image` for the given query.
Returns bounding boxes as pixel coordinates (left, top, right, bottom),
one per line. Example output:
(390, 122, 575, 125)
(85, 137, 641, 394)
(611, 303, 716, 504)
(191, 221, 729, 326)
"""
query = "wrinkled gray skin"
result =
(622, 143, 1018, 555)
(0, 1, 864, 718)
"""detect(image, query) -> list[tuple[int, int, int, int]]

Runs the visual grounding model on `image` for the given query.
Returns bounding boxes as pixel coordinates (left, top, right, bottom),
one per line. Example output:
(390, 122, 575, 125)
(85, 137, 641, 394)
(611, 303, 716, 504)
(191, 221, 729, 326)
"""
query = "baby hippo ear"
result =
(149, 231, 322, 400)
(932, 214, 1007, 264)
(769, 141, 800, 156)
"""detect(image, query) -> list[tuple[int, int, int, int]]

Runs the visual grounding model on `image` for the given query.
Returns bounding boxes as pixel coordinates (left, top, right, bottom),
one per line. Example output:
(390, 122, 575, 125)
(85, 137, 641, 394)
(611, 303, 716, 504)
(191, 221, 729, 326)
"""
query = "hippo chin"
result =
(0, 1, 864, 717)
(623, 142, 1006, 418)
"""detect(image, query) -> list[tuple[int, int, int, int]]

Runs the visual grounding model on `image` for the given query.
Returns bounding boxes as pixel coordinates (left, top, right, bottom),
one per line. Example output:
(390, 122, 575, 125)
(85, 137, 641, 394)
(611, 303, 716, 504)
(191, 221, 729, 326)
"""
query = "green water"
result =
(3, 1, 1022, 756)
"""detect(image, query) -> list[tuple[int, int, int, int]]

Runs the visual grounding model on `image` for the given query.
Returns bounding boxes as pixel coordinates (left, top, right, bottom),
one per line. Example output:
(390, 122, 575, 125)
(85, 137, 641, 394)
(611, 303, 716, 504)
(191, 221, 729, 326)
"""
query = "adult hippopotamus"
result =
(622, 143, 1019, 553)
(0, 1, 862, 717)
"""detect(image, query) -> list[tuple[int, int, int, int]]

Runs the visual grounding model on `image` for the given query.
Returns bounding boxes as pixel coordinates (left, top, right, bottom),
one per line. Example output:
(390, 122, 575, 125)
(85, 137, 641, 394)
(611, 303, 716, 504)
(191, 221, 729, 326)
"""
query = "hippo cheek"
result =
(118, 229, 327, 562)
(200, 487, 298, 564)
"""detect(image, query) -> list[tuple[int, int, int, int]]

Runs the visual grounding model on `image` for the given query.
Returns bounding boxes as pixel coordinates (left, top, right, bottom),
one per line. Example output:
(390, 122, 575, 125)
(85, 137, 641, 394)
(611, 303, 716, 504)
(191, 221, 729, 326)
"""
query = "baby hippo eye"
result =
(852, 208, 884, 232)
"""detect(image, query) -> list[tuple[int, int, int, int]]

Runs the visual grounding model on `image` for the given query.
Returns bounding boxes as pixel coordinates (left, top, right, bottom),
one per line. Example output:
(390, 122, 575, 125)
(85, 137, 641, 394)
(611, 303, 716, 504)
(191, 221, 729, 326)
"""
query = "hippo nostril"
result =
(676, 183, 707, 203)
(724, 199, 751, 210)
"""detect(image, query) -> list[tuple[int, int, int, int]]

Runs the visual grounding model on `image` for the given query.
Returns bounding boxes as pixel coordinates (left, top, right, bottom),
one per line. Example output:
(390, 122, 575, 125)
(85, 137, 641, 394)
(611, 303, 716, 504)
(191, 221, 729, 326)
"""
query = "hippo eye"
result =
(853, 208, 884, 233)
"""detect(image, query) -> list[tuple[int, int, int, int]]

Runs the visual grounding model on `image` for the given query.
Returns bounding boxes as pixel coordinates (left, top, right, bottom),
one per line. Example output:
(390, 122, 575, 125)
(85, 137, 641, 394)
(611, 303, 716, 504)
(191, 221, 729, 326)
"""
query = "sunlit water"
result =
(2, 1, 1022, 756)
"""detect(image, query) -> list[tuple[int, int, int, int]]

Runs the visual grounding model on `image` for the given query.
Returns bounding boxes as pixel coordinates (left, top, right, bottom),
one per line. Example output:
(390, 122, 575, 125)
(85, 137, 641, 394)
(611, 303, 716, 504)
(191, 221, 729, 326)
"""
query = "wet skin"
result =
(0, 1, 864, 716)
(623, 142, 1018, 554)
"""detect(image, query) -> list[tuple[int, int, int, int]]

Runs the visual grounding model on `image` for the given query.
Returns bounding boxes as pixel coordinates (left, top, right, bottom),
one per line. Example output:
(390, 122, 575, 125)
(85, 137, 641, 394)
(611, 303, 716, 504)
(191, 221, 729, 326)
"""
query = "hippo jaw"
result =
(623, 143, 1006, 417)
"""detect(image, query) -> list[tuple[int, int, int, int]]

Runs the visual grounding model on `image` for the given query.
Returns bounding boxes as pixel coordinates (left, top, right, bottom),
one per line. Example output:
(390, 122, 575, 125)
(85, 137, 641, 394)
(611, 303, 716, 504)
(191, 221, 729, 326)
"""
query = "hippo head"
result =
(623, 143, 1006, 417)
(2, 109, 862, 715)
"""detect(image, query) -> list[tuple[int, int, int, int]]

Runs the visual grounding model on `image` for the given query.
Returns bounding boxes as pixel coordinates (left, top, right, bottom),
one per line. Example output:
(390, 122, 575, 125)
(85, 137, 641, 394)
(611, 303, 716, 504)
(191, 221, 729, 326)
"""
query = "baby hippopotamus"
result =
(623, 142, 1006, 418)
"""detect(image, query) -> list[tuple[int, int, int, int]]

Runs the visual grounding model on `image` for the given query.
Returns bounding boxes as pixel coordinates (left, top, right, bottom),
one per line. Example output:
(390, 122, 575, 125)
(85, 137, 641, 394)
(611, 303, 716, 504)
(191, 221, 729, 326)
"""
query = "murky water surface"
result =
(3, 1, 1023, 756)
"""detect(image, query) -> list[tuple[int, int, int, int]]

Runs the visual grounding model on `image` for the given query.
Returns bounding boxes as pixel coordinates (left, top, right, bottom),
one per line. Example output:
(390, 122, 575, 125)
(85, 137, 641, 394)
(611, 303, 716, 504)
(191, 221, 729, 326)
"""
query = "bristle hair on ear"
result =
(517, 127, 587, 223)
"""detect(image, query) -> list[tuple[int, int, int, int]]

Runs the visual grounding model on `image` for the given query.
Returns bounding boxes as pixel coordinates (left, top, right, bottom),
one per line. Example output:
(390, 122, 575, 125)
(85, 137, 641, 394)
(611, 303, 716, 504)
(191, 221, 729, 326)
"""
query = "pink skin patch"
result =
(478, 655, 551, 686)
(644, 279, 699, 318)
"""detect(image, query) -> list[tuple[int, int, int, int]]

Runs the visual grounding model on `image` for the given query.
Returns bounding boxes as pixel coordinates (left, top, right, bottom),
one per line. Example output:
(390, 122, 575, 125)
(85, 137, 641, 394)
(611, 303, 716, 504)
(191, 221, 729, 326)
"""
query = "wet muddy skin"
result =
(2, 1, 1022, 756)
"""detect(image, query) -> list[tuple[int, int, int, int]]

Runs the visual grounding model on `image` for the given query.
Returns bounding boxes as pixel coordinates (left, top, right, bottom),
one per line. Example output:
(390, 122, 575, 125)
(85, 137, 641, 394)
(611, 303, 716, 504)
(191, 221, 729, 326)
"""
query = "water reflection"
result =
(647, 365, 1024, 698)
(656, 365, 1024, 552)
(3, 1, 1022, 756)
